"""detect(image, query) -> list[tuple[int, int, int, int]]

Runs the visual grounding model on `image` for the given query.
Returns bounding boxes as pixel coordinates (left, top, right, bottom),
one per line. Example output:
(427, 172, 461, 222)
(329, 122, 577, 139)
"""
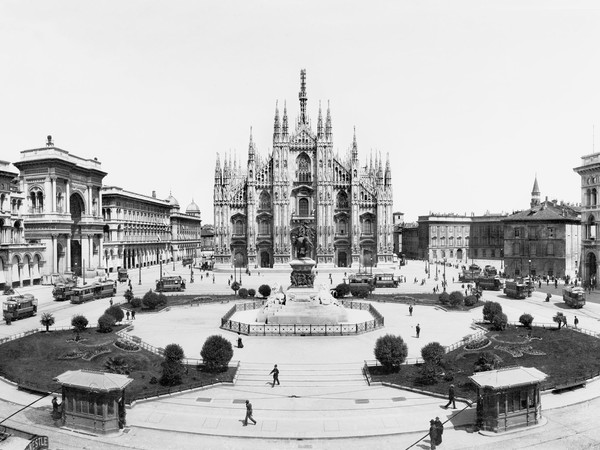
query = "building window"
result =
(298, 198, 309, 216)
(336, 219, 347, 234)
(296, 153, 312, 183)
(336, 191, 349, 209)
(259, 191, 271, 210)
(530, 243, 537, 256)
(362, 219, 373, 234)
(514, 228, 520, 238)
(547, 243, 554, 256)
(234, 219, 245, 235)
(548, 227, 554, 238)
(259, 219, 270, 235)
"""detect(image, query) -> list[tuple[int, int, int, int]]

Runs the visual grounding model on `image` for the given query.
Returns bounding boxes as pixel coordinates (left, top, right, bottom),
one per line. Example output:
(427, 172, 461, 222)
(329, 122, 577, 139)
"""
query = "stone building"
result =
(417, 214, 471, 262)
(573, 153, 600, 285)
(503, 177, 580, 279)
(400, 222, 419, 259)
(213, 70, 395, 269)
(469, 213, 507, 268)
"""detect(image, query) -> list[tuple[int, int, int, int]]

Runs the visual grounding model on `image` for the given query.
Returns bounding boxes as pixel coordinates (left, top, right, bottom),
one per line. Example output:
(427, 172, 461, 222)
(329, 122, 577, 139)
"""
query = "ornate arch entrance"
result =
(586, 252, 597, 287)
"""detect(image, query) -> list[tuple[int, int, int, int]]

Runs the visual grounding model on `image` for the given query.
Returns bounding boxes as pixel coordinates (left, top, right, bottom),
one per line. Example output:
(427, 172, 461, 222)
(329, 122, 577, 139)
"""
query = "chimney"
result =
(152, 190, 156, 198)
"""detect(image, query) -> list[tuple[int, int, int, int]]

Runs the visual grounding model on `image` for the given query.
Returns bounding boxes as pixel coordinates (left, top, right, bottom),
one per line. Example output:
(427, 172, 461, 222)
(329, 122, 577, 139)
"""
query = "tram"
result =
(3, 294, 38, 323)
(70, 280, 116, 304)
(563, 286, 586, 308)
(155, 276, 186, 292)
(476, 276, 503, 291)
(504, 280, 528, 299)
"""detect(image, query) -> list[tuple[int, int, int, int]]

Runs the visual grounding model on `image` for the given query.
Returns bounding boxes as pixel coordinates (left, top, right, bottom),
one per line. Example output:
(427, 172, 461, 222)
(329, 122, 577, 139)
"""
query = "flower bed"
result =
(115, 339, 140, 352)
(464, 337, 490, 351)
(81, 346, 111, 361)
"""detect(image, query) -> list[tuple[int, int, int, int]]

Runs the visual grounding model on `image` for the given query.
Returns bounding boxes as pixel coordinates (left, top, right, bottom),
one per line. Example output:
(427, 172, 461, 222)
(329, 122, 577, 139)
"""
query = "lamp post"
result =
(528, 259, 532, 279)
(138, 263, 141, 285)
(443, 257, 447, 291)
(172, 246, 175, 271)
(436, 261, 439, 280)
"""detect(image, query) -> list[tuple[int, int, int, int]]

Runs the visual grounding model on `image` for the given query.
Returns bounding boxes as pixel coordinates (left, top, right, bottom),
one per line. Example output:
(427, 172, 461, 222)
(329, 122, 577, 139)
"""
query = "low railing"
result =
(220, 299, 384, 336)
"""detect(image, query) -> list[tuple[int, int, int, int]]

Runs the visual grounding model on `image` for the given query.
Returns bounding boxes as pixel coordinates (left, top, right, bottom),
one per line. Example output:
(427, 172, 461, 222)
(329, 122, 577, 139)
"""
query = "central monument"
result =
(256, 223, 349, 325)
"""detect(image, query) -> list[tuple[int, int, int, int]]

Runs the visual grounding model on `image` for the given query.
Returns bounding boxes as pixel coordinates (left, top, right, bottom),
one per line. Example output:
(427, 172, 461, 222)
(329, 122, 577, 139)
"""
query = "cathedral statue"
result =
(292, 224, 313, 259)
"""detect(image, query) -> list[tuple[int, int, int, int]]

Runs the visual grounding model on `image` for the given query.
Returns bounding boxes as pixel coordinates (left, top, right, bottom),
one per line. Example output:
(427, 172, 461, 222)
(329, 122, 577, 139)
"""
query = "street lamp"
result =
(172, 246, 176, 271)
(443, 257, 447, 291)
(528, 259, 532, 279)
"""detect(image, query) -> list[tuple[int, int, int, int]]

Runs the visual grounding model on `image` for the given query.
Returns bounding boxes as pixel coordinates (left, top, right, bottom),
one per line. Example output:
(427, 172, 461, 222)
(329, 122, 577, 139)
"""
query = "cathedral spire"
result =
(248, 127, 255, 161)
(215, 152, 222, 181)
(531, 174, 541, 208)
(352, 126, 358, 160)
(317, 101, 323, 138)
(299, 69, 308, 125)
(273, 101, 280, 142)
(282, 101, 289, 138)
(385, 152, 391, 186)
(325, 100, 332, 140)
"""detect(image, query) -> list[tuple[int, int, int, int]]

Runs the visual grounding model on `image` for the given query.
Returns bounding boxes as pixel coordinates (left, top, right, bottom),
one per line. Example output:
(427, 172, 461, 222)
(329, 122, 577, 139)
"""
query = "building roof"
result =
(504, 201, 580, 222)
(186, 199, 200, 213)
(54, 370, 133, 392)
(166, 193, 179, 207)
(469, 366, 547, 390)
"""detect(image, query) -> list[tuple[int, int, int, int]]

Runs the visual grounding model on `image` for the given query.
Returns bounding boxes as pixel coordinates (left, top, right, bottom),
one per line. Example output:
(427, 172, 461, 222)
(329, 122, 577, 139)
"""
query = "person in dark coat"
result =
(409, 304, 413, 316)
(270, 364, 280, 387)
(444, 384, 456, 409)
(237, 332, 244, 348)
(429, 419, 439, 449)
(243, 400, 257, 426)
(434, 416, 444, 445)
(416, 323, 421, 338)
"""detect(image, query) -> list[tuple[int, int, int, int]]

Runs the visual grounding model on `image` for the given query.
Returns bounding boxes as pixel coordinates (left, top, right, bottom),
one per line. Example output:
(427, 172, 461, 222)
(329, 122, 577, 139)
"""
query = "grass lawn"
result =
(0, 327, 236, 403)
(368, 324, 600, 401)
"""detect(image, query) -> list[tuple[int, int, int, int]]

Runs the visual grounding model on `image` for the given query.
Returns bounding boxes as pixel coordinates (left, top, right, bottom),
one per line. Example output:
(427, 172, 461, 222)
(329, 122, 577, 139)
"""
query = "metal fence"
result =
(220, 300, 384, 336)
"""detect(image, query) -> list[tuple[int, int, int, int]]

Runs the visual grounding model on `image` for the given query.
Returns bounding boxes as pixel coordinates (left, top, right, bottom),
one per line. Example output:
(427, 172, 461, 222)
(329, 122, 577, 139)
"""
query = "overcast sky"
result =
(1, 0, 598, 223)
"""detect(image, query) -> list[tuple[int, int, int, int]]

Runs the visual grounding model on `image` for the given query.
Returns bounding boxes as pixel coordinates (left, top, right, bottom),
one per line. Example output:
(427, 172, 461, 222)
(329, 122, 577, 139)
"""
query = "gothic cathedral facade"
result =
(213, 71, 394, 269)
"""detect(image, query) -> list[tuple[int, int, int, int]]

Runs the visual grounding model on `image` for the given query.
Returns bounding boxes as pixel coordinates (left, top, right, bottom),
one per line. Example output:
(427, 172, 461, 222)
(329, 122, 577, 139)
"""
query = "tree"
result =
(105, 305, 124, 322)
(142, 290, 161, 310)
(238, 288, 249, 298)
(374, 334, 408, 372)
(448, 291, 464, 307)
(519, 313, 534, 329)
(231, 281, 240, 296)
(258, 284, 271, 298)
(160, 343, 185, 386)
(248, 289, 256, 297)
(40, 312, 55, 332)
(421, 342, 446, 366)
(124, 288, 134, 303)
(438, 291, 450, 305)
(492, 312, 508, 331)
(483, 301, 503, 323)
(98, 313, 116, 333)
(474, 351, 500, 373)
(71, 315, 88, 340)
(200, 335, 234, 372)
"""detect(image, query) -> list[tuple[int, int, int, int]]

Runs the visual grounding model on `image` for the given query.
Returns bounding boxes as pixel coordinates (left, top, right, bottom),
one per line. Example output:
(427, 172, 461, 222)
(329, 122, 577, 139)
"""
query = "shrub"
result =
(248, 289, 256, 297)
(130, 297, 142, 308)
(160, 343, 185, 386)
(258, 284, 271, 298)
(231, 281, 240, 294)
(464, 295, 478, 307)
(491, 312, 508, 331)
(105, 305, 124, 322)
(98, 313, 116, 333)
(448, 291, 464, 307)
(374, 334, 408, 372)
(418, 362, 439, 385)
(142, 290, 163, 310)
(483, 301, 503, 323)
(421, 342, 446, 366)
(238, 288, 248, 298)
(40, 312, 55, 332)
(104, 356, 131, 375)
(553, 312, 566, 329)
(200, 335, 234, 372)
(519, 313, 534, 329)
(335, 283, 351, 298)
(474, 351, 500, 372)
(71, 315, 89, 339)
(438, 291, 450, 305)
(350, 285, 371, 298)
(124, 288, 134, 303)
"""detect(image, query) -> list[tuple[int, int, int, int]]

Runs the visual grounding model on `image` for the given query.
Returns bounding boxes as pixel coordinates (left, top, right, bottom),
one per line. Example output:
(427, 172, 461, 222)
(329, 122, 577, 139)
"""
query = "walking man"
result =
(243, 400, 257, 426)
(270, 364, 280, 387)
(126, 310, 130, 320)
(409, 304, 413, 316)
(131, 310, 136, 320)
(444, 384, 456, 409)
(416, 323, 421, 338)
(574, 316, 579, 328)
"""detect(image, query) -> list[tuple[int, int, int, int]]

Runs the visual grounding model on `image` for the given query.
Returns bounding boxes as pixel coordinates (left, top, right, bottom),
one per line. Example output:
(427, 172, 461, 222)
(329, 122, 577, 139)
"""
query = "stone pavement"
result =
(1, 261, 600, 449)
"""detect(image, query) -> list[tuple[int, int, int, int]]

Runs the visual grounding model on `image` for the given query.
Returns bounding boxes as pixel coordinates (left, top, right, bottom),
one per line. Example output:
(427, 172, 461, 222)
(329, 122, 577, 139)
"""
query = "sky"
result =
(1, 0, 599, 223)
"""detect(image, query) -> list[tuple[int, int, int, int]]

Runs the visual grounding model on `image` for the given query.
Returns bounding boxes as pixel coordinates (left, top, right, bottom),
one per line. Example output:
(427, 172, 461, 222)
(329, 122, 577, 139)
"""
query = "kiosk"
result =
(54, 369, 133, 434)
(469, 366, 546, 433)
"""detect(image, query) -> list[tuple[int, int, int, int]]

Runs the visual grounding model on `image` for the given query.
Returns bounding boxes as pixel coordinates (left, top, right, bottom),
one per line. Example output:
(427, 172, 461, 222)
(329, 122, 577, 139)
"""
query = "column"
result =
(87, 185, 92, 216)
(65, 182, 71, 214)
(18, 263, 24, 287)
(99, 235, 104, 269)
(51, 177, 57, 212)
(87, 234, 93, 269)
(66, 234, 71, 273)
(52, 234, 58, 274)
(44, 177, 52, 214)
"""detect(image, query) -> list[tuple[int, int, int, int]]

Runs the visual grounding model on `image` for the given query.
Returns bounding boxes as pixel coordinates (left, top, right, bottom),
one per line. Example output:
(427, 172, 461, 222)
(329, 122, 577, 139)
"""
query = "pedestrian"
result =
(131, 310, 136, 320)
(228, 279, 231, 286)
(52, 396, 61, 413)
(237, 332, 244, 348)
(243, 400, 257, 426)
(109, 298, 113, 306)
(545, 293, 551, 302)
(574, 316, 579, 328)
(126, 310, 130, 320)
(429, 419, 439, 450)
(539, 280, 542, 289)
(434, 417, 444, 446)
(416, 323, 421, 338)
(555, 279, 558, 289)
(444, 384, 456, 409)
(409, 304, 413, 316)
(213, 275, 215, 284)
(270, 364, 280, 387)
(562, 315, 567, 328)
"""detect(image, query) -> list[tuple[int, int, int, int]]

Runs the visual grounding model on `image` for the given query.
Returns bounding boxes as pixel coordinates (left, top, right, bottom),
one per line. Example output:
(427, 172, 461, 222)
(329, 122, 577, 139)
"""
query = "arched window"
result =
(296, 153, 312, 183)
(234, 219, 245, 235)
(588, 215, 596, 239)
(593, 188, 598, 206)
(336, 191, 349, 209)
(298, 198, 309, 216)
(587, 189, 592, 206)
(259, 191, 271, 210)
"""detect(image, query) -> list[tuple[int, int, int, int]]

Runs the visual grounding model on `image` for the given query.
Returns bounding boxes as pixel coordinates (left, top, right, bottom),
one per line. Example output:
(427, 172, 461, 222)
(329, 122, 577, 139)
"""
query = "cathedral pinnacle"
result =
(325, 100, 332, 139)
(273, 101, 280, 141)
(317, 101, 323, 138)
(248, 127, 255, 159)
(299, 69, 308, 125)
(352, 126, 358, 160)
(282, 101, 289, 138)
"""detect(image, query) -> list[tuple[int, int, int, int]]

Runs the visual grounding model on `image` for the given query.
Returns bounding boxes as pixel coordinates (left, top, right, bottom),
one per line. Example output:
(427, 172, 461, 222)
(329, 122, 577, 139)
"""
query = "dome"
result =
(186, 200, 200, 214)
(166, 193, 179, 207)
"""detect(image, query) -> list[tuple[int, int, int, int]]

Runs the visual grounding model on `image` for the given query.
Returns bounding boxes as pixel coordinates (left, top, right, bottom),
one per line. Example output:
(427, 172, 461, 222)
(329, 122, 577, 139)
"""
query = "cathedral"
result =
(213, 71, 394, 269)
